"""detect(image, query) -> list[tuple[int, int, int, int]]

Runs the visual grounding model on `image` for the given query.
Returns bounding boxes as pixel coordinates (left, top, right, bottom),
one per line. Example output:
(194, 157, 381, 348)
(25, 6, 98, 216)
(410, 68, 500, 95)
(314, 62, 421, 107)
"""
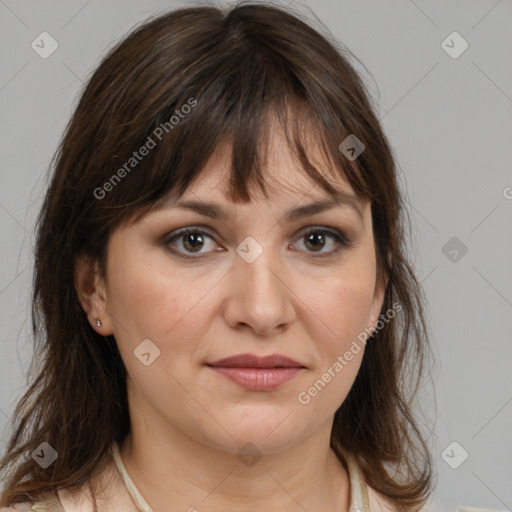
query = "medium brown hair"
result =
(0, 2, 436, 510)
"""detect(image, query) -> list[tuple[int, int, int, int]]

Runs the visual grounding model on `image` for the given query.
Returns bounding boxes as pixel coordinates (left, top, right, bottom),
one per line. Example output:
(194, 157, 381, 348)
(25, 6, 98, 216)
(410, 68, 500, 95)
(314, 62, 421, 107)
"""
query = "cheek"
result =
(297, 275, 375, 414)
(105, 245, 215, 375)
(333, 279, 375, 342)
(106, 240, 187, 335)
(300, 252, 377, 405)
(315, 257, 377, 351)
(105, 258, 199, 403)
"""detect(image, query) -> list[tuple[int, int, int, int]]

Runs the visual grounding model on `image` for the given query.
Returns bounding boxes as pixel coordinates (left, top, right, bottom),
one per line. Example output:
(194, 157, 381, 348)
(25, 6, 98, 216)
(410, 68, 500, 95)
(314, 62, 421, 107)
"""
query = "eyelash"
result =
(163, 226, 353, 260)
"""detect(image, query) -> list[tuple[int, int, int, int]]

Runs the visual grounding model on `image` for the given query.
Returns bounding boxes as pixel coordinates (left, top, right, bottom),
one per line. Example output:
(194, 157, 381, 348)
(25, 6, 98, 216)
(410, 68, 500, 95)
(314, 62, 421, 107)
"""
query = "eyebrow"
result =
(153, 189, 364, 226)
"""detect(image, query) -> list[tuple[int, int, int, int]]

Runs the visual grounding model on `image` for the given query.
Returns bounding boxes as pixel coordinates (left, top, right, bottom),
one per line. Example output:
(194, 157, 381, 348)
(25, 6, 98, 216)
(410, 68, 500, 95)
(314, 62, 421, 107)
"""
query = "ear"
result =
(74, 253, 112, 335)
(367, 254, 391, 332)
(367, 280, 386, 333)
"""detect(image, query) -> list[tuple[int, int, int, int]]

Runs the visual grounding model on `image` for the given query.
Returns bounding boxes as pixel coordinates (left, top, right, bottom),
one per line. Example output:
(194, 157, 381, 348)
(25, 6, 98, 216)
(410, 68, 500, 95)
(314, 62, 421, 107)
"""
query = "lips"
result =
(206, 353, 305, 369)
(206, 353, 306, 391)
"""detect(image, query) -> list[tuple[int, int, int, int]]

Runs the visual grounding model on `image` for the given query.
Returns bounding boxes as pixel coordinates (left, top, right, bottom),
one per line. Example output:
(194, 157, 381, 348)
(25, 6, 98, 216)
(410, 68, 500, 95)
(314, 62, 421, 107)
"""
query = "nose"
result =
(222, 243, 296, 337)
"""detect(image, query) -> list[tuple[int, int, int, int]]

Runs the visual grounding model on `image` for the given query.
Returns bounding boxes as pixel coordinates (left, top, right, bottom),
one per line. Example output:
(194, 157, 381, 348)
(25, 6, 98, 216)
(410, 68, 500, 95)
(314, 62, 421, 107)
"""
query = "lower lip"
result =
(207, 366, 304, 391)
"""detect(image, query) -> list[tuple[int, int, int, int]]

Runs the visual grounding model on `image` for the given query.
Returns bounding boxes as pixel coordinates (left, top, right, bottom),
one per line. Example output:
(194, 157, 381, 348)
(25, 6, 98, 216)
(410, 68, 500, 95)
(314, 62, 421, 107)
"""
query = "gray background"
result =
(1, 0, 511, 510)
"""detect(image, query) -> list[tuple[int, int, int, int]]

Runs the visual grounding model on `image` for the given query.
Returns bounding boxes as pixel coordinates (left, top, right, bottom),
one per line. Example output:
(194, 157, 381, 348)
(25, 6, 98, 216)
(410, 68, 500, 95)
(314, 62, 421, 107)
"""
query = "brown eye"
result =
(304, 232, 327, 252)
(164, 226, 351, 260)
(181, 232, 206, 252)
(165, 228, 218, 257)
(293, 228, 351, 257)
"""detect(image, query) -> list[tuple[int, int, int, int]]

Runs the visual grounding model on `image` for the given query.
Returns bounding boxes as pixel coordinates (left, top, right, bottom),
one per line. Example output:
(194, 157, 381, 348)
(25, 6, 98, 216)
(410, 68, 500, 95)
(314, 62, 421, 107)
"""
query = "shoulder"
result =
(0, 494, 64, 511)
(366, 485, 441, 512)
(56, 455, 138, 512)
(1, 504, 34, 512)
(366, 484, 397, 511)
(0, 482, 95, 512)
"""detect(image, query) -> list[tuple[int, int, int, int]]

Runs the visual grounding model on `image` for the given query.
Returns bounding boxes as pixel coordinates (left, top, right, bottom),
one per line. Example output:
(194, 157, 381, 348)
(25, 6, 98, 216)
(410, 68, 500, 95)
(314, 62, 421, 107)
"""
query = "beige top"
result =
(2, 443, 395, 512)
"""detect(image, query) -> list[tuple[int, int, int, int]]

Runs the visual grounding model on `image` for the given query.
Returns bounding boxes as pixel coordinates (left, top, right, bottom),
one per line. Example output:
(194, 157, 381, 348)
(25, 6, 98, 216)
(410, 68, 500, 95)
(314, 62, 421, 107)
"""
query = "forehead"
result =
(130, 109, 371, 230)
(184, 125, 356, 204)
(151, 136, 368, 230)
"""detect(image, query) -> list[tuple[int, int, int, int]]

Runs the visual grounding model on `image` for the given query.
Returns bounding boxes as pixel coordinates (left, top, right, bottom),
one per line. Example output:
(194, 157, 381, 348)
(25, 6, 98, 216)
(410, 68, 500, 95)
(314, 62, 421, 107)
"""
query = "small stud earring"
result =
(96, 319, 102, 327)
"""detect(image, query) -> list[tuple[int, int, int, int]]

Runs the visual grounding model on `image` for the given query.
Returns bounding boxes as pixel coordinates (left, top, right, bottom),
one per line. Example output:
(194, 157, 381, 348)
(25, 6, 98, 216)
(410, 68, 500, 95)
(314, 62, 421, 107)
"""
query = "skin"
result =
(75, 121, 387, 512)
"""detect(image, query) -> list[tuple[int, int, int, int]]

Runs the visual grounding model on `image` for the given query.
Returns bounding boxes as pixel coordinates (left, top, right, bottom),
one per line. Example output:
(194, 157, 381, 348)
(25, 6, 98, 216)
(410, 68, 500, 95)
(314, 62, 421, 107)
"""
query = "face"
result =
(77, 124, 386, 457)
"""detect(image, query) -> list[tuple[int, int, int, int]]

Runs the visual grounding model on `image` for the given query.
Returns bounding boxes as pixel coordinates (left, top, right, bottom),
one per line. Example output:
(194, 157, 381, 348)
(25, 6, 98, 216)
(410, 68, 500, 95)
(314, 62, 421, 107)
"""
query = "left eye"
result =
(294, 228, 349, 255)
(164, 227, 350, 258)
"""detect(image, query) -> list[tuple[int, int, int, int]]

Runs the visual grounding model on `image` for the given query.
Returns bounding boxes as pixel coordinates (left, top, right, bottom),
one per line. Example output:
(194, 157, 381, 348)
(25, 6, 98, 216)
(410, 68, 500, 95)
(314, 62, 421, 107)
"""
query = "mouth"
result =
(205, 353, 306, 391)
(206, 366, 304, 391)
(207, 353, 305, 369)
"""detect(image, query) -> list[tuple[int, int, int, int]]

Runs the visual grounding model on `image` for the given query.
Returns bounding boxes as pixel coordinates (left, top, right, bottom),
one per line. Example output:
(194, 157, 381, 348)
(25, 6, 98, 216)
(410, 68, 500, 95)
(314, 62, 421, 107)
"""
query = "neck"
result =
(119, 423, 351, 512)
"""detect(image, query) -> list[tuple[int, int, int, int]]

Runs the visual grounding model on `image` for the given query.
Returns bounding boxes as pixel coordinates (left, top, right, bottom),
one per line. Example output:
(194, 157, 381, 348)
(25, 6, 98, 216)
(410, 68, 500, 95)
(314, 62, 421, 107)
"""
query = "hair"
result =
(0, 2, 436, 510)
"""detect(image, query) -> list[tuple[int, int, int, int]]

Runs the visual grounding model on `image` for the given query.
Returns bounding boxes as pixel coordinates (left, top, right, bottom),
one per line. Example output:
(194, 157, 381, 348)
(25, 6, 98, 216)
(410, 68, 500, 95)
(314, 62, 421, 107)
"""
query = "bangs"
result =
(89, 13, 374, 229)
(128, 98, 368, 227)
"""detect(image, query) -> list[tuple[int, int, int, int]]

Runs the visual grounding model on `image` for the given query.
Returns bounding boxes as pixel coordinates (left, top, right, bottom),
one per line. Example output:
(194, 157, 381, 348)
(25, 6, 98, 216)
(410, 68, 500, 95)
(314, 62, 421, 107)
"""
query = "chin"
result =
(204, 420, 303, 456)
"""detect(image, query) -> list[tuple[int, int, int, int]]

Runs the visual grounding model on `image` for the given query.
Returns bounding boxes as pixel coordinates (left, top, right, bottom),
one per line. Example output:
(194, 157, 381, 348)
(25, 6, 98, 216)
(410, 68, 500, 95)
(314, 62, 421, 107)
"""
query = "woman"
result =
(0, 2, 435, 511)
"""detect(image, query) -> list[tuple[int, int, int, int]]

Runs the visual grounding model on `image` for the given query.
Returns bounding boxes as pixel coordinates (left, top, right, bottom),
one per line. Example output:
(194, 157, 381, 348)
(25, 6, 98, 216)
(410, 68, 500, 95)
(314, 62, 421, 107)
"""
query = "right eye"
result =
(164, 227, 221, 258)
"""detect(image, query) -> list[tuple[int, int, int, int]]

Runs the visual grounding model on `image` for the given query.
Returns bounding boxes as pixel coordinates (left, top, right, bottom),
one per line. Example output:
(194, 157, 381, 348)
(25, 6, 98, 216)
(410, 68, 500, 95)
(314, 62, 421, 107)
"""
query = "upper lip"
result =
(206, 353, 305, 368)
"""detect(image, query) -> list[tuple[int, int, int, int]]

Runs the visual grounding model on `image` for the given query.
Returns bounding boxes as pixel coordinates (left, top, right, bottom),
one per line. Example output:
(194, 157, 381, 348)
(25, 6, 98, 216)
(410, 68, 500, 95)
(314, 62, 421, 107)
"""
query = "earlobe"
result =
(74, 254, 111, 334)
